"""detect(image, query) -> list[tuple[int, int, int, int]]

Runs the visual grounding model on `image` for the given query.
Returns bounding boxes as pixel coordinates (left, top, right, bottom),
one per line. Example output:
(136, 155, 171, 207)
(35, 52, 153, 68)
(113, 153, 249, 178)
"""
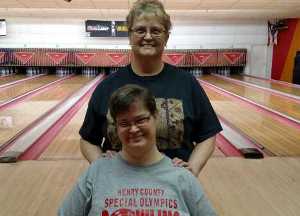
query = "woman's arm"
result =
(188, 136, 216, 177)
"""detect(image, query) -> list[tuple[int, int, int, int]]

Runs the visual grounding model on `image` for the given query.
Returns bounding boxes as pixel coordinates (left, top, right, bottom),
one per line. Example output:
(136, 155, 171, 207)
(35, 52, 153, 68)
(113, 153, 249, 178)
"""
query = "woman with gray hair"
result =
(79, 0, 222, 177)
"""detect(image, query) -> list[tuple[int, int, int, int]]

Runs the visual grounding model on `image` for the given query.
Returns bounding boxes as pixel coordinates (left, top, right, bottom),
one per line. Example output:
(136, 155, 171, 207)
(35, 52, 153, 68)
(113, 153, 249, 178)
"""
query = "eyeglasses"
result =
(130, 26, 166, 38)
(117, 114, 152, 130)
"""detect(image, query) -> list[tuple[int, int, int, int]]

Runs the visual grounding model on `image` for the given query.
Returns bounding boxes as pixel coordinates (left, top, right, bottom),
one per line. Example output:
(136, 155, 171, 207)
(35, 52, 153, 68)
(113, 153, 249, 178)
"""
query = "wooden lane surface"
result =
(38, 101, 89, 160)
(202, 85, 300, 156)
(201, 75, 300, 121)
(0, 76, 93, 149)
(1, 157, 299, 216)
(39, 99, 224, 160)
(0, 74, 28, 86)
(0, 75, 61, 102)
(199, 157, 300, 216)
(230, 74, 300, 96)
(0, 159, 88, 216)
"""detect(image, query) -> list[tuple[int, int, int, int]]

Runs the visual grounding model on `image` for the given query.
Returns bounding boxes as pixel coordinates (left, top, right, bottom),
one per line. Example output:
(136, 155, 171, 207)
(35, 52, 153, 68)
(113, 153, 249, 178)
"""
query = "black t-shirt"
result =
(79, 63, 222, 161)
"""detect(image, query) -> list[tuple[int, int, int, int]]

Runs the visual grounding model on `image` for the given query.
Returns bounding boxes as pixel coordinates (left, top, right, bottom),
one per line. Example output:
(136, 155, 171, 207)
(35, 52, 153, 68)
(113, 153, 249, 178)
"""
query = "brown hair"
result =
(109, 84, 157, 122)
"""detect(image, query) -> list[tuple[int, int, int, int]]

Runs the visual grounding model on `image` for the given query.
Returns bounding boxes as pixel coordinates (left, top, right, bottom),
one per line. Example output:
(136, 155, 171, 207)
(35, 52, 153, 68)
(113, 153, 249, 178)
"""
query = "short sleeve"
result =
(58, 169, 93, 216)
(186, 173, 217, 216)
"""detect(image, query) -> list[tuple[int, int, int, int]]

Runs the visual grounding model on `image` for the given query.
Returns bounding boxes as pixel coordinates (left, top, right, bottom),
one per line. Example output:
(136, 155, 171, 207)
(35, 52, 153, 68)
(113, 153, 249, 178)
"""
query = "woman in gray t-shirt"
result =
(58, 84, 217, 216)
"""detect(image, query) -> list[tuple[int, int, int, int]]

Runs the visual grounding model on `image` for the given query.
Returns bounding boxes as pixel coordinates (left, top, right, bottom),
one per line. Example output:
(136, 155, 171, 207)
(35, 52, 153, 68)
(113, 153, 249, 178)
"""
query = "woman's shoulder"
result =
(91, 157, 116, 168)
(159, 157, 195, 178)
(172, 165, 195, 179)
(85, 157, 118, 177)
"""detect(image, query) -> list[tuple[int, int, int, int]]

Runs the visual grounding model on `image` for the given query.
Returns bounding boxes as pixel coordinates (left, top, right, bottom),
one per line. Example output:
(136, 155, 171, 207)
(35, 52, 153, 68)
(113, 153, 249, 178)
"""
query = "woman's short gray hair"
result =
(126, 0, 172, 33)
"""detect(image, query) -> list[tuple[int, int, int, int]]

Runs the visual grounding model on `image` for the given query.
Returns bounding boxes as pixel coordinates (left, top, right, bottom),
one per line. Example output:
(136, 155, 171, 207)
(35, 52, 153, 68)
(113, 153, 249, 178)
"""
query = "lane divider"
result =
(215, 133, 243, 157)
(199, 78, 300, 129)
(0, 75, 104, 162)
(212, 74, 300, 102)
(0, 75, 74, 111)
(0, 74, 46, 90)
(243, 74, 300, 89)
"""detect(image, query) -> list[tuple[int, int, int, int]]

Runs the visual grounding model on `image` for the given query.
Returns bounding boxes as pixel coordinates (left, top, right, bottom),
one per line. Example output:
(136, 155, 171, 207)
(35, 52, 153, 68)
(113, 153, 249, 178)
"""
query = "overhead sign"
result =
(115, 21, 128, 37)
(85, 20, 128, 37)
(86, 20, 112, 37)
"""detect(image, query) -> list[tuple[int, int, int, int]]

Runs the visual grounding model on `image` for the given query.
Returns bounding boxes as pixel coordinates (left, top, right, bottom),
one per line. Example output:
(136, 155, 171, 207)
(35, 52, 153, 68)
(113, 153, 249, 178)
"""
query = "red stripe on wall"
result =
(271, 19, 298, 80)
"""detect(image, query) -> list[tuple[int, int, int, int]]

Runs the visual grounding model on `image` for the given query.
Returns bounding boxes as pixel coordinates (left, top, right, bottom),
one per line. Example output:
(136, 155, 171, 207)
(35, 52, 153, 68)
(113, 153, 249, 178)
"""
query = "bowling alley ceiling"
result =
(0, 0, 299, 20)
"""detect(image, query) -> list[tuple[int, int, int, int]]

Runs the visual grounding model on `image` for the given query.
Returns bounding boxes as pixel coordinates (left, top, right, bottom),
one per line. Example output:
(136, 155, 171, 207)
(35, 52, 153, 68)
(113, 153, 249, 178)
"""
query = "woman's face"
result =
(129, 15, 169, 58)
(116, 100, 157, 154)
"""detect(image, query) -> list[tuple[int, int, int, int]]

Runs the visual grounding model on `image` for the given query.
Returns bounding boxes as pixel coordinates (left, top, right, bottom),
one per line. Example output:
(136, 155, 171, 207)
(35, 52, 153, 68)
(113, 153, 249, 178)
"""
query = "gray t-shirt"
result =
(58, 154, 217, 216)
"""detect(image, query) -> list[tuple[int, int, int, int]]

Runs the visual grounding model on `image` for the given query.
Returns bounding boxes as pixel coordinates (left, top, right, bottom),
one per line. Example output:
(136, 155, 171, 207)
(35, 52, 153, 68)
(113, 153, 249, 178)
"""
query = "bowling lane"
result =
(201, 75, 300, 121)
(0, 74, 28, 86)
(202, 85, 300, 156)
(199, 157, 300, 216)
(0, 76, 94, 149)
(39, 100, 89, 160)
(230, 74, 300, 96)
(0, 75, 62, 103)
